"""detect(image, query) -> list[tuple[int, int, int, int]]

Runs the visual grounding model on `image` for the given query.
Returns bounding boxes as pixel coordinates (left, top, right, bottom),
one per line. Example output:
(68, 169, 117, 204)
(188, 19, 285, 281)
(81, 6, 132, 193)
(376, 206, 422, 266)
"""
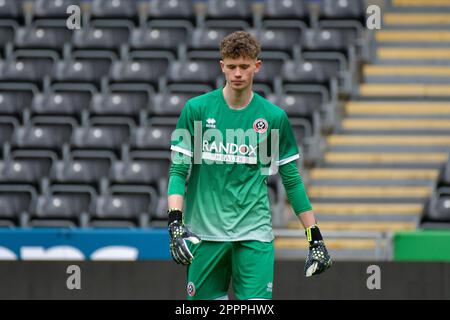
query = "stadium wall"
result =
(0, 261, 448, 300)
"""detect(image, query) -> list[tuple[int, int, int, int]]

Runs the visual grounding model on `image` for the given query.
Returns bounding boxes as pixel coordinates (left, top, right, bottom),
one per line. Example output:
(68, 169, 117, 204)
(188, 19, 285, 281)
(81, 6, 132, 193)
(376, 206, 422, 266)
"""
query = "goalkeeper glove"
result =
(168, 209, 201, 266)
(304, 225, 332, 277)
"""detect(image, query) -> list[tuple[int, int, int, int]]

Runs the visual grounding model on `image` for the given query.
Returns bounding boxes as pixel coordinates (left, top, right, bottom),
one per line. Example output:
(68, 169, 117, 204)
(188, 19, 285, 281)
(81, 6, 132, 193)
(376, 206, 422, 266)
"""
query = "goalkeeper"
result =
(167, 31, 331, 300)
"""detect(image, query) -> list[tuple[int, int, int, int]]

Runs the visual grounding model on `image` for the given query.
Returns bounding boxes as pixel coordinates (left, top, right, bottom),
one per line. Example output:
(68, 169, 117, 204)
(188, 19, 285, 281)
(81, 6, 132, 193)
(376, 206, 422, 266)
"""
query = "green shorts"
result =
(186, 240, 274, 300)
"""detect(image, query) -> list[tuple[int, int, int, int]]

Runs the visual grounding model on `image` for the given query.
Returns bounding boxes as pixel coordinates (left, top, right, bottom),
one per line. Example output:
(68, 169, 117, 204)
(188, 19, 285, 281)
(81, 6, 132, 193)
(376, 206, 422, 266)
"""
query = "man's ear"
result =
(220, 60, 225, 73)
(254, 60, 262, 74)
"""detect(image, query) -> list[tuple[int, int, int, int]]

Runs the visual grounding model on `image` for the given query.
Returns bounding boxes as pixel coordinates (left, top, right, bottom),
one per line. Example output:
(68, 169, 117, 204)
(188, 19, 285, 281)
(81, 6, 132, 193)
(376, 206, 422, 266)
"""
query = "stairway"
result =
(278, 0, 450, 260)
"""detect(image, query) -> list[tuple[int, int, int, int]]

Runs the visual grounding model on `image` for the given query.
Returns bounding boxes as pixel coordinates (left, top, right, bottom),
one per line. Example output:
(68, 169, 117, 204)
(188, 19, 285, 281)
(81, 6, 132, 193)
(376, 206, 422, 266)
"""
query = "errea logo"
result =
(206, 118, 216, 128)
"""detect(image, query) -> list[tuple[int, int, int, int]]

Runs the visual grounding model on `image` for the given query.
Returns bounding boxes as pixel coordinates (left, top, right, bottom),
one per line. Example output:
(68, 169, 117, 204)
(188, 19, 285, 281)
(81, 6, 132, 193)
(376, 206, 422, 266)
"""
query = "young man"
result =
(167, 31, 331, 300)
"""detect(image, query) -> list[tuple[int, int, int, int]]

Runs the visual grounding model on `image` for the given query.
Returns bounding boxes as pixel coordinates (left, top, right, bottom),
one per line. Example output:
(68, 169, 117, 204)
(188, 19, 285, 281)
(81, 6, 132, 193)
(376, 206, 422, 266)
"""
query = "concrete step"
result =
(376, 30, 450, 43)
(345, 101, 450, 115)
(364, 65, 450, 77)
(308, 185, 432, 199)
(324, 152, 448, 164)
(309, 168, 439, 180)
(359, 84, 450, 97)
(341, 119, 450, 131)
(311, 203, 423, 216)
(377, 48, 450, 60)
(327, 135, 450, 146)
(384, 13, 450, 25)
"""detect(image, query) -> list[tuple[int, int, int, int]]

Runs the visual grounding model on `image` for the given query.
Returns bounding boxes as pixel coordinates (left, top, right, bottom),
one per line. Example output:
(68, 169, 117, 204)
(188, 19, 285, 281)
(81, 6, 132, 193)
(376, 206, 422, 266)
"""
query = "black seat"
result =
(72, 25, 130, 53)
(50, 153, 113, 185)
(15, 24, 71, 52)
(31, 88, 93, 118)
(130, 25, 190, 55)
(148, 0, 195, 21)
(33, 0, 81, 19)
(0, 185, 35, 227)
(30, 191, 92, 228)
(0, 85, 34, 116)
(0, 155, 53, 185)
(91, 0, 138, 20)
(11, 117, 75, 152)
(91, 90, 149, 118)
(319, 0, 365, 20)
(263, 0, 307, 20)
(90, 186, 157, 228)
(206, 0, 253, 22)
(71, 123, 131, 152)
(131, 124, 174, 151)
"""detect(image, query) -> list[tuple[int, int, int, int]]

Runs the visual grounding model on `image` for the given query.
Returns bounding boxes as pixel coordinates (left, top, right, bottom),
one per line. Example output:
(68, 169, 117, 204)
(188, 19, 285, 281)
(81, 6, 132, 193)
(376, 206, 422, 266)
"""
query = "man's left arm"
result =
(278, 162, 332, 277)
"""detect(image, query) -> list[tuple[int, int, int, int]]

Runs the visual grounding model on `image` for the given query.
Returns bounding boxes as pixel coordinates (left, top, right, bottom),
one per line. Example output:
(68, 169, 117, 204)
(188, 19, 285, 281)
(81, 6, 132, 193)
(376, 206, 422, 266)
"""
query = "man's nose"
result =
(235, 68, 242, 77)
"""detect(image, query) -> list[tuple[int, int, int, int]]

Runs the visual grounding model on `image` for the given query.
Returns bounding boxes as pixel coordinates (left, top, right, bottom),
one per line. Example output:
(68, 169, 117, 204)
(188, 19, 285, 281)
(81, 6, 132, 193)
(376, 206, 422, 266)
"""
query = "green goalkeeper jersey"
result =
(170, 88, 300, 242)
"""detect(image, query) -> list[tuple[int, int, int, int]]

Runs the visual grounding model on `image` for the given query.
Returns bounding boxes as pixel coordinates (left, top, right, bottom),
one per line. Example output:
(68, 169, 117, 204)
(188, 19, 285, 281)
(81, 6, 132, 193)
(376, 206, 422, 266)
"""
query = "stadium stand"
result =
(1, 0, 449, 260)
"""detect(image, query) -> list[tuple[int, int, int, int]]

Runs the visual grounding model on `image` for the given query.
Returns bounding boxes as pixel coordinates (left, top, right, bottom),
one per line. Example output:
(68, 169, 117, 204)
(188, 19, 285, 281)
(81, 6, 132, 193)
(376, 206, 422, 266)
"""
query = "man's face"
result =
(220, 56, 262, 91)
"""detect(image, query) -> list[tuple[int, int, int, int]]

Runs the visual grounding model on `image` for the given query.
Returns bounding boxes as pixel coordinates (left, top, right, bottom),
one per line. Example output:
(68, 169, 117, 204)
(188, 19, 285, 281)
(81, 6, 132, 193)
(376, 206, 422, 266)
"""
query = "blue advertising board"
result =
(0, 228, 170, 260)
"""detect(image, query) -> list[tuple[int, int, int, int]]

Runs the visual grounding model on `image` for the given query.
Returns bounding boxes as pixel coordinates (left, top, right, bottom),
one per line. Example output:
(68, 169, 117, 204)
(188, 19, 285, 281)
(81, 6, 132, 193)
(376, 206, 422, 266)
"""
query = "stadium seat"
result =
(109, 51, 173, 88)
(166, 58, 221, 88)
(90, 185, 157, 228)
(31, 85, 94, 118)
(91, 0, 138, 20)
(111, 155, 170, 186)
(50, 150, 114, 185)
(33, 0, 80, 19)
(91, 90, 149, 118)
(253, 51, 288, 90)
(319, 0, 365, 20)
(0, 83, 36, 116)
(0, 185, 36, 227)
(437, 160, 450, 188)
(152, 89, 200, 116)
(0, 0, 23, 20)
(53, 52, 114, 86)
(0, 51, 57, 85)
(130, 22, 192, 55)
(189, 27, 230, 51)
(14, 23, 72, 52)
(263, 0, 307, 20)
(421, 188, 450, 228)
(302, 28, 349, 52)
(250, 26, 303, 55)
(206, 0, 253, 22)
(0, 20, 17, 49)
(281, 60, 328, 85)
(11, 117, 75, 152)
(72, 22, 131, 53)
(0, 116, 17, 147)
(267, 92, 316, 118)
(131, 123, 174, 151)
(71, 119, 132, 153)
(30, 187, 93, 228)
(0, 152, 54, 185)
(148, 0, 195, 21)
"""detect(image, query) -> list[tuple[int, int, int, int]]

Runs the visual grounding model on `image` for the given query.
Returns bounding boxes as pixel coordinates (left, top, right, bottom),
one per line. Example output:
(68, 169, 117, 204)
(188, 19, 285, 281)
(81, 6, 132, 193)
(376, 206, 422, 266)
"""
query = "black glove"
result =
(304, 225, 332, 277)
(168, 209, 201, 266)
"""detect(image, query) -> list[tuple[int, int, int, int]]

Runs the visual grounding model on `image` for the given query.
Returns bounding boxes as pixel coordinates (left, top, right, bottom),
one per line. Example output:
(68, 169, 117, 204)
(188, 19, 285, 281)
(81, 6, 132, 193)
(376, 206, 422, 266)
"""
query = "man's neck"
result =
(222, 84, 254, 110)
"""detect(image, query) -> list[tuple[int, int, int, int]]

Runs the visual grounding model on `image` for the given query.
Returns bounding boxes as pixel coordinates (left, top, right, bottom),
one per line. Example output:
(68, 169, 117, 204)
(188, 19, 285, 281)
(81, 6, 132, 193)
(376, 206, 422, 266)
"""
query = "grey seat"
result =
(51, 156, 112, 184)
(206, 0, 252, 21)
(0, 185, 35, 227)
(15, 25, 71, 51)
(0, 87, 34, 116)
(53, 58, 112, 85)
(130, 26, 189, 54)
(267, 93, 315, 118)
(320, 0, 365, 20)
(250, 27, 302, 53)
(90, 187, 157, 228)
(0, 57, 54, 84)
(11, 118, 74, 151)
(109, 57, 170, 87)
(0, 117, 16, 146)
(30, 192, 92, 228)
(152, 91, 196, 116)
(111, 157, 170, 186)
(72, 124, 130, 151)
(0, 0, 23, 19)
(91, 91, 149, 117)
(131, 124, 174, 151)
(189, 28, 230, 51)
(32, 89, 92, 117)
(167, 59, 221, 88)
(148, 0, 195, 21)
(282, 60, 328, 84)
(72, 26, 130, 52)
(302, 28, 348, 52)
(91, 0, 138, 20)
(0, 156, 53, 184)
(263, 0, 306, 20)
(0, 20, 17, 49)
(33, 0, 81, 19)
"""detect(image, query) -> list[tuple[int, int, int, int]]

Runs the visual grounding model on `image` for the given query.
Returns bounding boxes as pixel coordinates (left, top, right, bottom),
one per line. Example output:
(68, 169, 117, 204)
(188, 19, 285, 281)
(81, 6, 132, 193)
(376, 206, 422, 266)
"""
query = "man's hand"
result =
(168, 210, 201, 266)
(304, 225, 332, 277)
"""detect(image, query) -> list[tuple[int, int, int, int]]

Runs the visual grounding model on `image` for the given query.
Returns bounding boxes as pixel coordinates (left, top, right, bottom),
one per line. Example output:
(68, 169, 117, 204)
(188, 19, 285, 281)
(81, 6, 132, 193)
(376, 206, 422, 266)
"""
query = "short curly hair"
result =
(220, 31, 261, 60)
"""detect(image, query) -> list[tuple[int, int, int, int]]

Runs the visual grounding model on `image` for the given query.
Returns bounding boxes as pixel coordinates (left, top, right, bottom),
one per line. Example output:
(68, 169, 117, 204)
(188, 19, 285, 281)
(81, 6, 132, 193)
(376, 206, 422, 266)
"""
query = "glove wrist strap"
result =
(168, 209, 183, 226)
(305, 225, 323, 244)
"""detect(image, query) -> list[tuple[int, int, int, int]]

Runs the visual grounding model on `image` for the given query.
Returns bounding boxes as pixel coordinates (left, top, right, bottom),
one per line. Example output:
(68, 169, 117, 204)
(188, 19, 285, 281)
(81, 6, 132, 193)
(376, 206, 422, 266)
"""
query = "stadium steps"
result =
(284, 0, 450, 254)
